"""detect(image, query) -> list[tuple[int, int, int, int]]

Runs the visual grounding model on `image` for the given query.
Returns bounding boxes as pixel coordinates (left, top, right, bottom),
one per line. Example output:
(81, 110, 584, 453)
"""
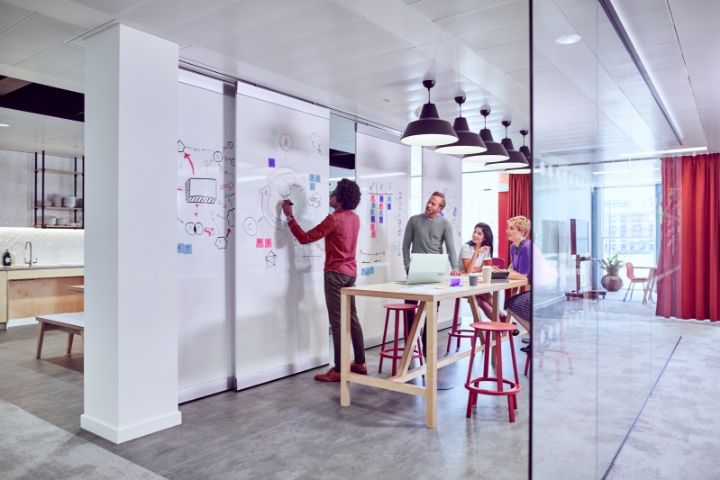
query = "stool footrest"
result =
(465, 377, 520, 396)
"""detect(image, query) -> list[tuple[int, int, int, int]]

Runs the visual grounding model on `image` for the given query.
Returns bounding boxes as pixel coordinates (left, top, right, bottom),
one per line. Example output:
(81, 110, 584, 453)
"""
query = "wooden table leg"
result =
(67, 333, 74, 354)
(340, 292, 351, 407)
(425, 300, 437, 428)
(467, 296, 485, 346)
(36, 321, 46, 359)
(398, 302, 426, 376)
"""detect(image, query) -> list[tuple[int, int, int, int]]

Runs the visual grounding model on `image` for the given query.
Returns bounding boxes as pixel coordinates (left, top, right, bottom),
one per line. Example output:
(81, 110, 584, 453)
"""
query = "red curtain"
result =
(497, 191, 509, 260)
(657, 154, 720, 321)
(509, 173, 531, 220)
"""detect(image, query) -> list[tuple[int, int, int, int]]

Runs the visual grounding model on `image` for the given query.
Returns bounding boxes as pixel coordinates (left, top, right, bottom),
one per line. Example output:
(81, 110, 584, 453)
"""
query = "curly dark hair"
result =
(334, 178, 361, 210)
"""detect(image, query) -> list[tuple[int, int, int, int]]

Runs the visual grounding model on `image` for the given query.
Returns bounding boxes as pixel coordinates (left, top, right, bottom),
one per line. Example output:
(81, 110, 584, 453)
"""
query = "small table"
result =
(67, 285, 84, 292)
(634, 266, 657, 304)
(36, 312, 85, 358)
(339, 277, 529, 428)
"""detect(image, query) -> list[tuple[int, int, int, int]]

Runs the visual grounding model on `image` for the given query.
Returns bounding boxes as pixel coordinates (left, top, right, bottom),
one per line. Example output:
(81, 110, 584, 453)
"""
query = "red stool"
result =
(446, 298, 476, 353)
(379, 304, 424, 376)
(465, 321, 521, 422)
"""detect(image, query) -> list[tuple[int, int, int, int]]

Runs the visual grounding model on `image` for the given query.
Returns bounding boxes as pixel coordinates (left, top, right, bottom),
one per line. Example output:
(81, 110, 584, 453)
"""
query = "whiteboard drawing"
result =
(310, 133, 322, 156)
(215, 237, 228, 249)
(259, 166, 305, 230)
(242, 216, 257, 236)
(177, 140, 185, 152)
(279, 134, 293, 151)
(308, 193, 322, 208)
(186, 178, 217, 204)
(213, 151, 223, 162)
(227, 208, 236, 227)
(185, 222, 203, 236)
(265, 250, 277, 268)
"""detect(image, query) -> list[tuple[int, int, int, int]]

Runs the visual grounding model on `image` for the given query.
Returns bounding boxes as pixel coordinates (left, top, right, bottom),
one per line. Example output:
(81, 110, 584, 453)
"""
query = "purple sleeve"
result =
(513, 241, 532, 275)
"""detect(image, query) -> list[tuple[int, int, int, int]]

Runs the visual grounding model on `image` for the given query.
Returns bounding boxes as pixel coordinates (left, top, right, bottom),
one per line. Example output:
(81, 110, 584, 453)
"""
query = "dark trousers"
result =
(404, 300, 441, 354)
(325, 271, 366, 372)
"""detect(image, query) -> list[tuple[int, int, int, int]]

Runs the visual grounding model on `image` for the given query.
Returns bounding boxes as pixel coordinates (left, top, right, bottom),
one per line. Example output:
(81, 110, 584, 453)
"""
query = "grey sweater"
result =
(402, 214, 459, 271)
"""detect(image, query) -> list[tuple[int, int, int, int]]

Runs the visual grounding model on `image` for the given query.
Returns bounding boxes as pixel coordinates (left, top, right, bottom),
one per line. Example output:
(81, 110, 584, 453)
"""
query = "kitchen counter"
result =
(0, 265, 84, 329)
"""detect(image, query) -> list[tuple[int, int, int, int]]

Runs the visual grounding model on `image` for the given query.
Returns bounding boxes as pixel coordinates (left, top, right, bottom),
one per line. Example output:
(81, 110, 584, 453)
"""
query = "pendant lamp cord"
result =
(427, 87, 431, 104)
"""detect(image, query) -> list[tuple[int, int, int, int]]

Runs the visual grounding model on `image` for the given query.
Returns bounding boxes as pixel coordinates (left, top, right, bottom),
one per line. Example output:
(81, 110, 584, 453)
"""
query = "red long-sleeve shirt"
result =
(288, 210, 360, 277)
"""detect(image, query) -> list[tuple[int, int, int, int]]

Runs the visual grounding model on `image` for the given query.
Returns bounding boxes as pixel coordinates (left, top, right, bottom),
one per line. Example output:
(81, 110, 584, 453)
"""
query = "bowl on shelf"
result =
(56, 218, 69, 226)
(44, 217, 57, 226)
(51, 194, 63, 207)
(62, 197, 76, 208)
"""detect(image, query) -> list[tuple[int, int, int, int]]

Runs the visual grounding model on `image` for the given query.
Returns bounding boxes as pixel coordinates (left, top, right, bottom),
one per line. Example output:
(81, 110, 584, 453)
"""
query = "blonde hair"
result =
(508, 216, 531, 235)
(429, 192, 446, 208)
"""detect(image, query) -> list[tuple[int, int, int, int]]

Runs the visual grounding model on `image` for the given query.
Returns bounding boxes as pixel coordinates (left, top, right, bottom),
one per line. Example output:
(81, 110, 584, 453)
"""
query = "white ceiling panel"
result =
(627, 25, 677, 48)
(238, 19, 386, 69)
(264, 35, 412, 78)
(459, 20, 529, 52)
(436, 1, 527, 37)
(0, 13, 84, 66)
(0, 108, 37, 129)
(15, 44, 84, 76)
(564, 3, 605, 29)
(119, 0, 235, 32)
(163, 0, 323, 46)
(63, 0, 145, 15)
(410, 0, 509, 22)
(56, 63, 85, 82)
(613, 0, 668, 19)
(642, 54, 686, 72)
(0, 1, 33, 34)
(621, 8, 673, 33)
(637, 41, 681, 62)
(201, 2, 359, 58)
(507, 69, 530, 89)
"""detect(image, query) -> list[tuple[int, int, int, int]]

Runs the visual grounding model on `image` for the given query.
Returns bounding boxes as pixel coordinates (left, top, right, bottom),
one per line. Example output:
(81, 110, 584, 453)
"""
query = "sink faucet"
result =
(24, 241, 36, 267)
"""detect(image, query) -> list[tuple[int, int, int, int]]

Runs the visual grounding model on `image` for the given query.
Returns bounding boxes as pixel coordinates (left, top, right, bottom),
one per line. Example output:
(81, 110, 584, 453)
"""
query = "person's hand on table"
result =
(492, 266, 501, 271)
(450, 269, 462, 276)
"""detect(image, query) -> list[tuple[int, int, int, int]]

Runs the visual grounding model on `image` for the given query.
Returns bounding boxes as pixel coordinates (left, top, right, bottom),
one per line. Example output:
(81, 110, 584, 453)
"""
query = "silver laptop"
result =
(397, 253, 447, 285)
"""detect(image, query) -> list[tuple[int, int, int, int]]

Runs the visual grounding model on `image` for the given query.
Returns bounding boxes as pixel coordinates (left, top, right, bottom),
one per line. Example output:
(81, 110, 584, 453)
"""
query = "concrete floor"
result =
(1, 293, 718, 480)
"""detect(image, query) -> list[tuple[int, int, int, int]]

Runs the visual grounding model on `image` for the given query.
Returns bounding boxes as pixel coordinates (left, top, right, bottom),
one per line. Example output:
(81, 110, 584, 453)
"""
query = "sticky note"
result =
(379, 196, 384, 202)
(379, 217, 383, 224)
(177, 243, 184, 254)
(310, 183, 316, 191)
(315, 174, 321, 182)
(371, 202, 376, 208)
(387, 204, 392, 210)
(379, 210, 383, 217)
(256, 238, 264, 248)
(265, 238, 272, 248)
(371, 231, 376, 239)
(268, 158, 275, 168)
(370, 216, 376, 223)
(370, 195, 375, 201)
(185, 244, 192, 254)
(370, 209, 375, 216)
(379, 203, 383, 210)
(387, 197, 392, 203)
(370, 266, 374, 274)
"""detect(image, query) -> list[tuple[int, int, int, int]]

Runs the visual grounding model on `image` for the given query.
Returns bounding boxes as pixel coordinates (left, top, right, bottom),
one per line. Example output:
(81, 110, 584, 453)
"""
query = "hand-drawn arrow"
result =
(184, 153, 195, 175)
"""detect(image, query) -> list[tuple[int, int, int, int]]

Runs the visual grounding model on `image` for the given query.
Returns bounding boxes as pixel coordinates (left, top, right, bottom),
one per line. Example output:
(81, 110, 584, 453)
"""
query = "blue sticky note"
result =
(268, 158, 275, 168)
(387, 197, 391, 203)
(177, 243, 184, 254)
(369, 266, 375, 274)
(316, 175, 321, 182)
(370, 216, 375, 223)
(379, 217, 383, 224)
(371, 202, 376, 208)
(310, 183, 316, 191)
(379, 196, 384, 202)
(370, 209, 375, 216)
(387, 204, 391, 210)
(184, 244, 193, 254)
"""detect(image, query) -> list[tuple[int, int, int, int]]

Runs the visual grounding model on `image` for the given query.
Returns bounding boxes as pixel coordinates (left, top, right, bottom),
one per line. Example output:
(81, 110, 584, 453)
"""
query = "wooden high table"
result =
(339, 277, 528, 428)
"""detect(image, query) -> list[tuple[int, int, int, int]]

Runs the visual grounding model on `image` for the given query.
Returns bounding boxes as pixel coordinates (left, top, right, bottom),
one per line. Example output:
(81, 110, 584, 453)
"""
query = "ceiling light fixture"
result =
(556, 34, 581, 45)
(0, 123, 9, 127)
(400, 80, 458, 147)
(463, 108, 509, 163)
(518, 129, 531, 160)
(617, 146, 707, 158)
(435, 96, 487, 155)
(493, 120, 530, 171)
(592, 168, 659, 175)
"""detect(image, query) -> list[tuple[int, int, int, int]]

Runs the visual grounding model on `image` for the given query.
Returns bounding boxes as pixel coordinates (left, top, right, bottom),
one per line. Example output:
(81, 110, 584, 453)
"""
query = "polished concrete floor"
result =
(1, 294, 718, 480)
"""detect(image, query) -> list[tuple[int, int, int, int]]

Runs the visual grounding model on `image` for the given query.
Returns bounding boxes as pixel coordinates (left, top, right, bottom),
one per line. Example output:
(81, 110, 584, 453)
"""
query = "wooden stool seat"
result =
(465, 321, 521, 422)
(35, 312, 84, 359)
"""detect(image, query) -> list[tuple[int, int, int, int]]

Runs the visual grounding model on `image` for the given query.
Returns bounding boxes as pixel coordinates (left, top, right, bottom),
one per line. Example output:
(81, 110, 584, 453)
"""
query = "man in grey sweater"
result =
(402, 192, 462, 353)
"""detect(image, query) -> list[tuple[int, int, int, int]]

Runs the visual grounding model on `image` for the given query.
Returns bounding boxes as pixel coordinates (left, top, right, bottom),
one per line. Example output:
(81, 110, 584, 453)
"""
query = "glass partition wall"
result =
(530, 1, 684, 478)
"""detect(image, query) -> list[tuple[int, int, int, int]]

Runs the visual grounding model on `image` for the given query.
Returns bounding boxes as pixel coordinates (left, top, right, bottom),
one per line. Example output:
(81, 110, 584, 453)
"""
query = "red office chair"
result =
(492, 258, 507, 269)
(623, 262, 648, 302)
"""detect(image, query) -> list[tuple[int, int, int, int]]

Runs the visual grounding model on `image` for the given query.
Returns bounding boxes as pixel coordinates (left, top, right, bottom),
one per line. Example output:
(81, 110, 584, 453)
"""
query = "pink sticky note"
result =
(371, 231, 377, 239)
(265, 238, 272, 248)
(379, 203, 384, 210)
(256, 238, 263, 248)
(370, 194, 376, 201)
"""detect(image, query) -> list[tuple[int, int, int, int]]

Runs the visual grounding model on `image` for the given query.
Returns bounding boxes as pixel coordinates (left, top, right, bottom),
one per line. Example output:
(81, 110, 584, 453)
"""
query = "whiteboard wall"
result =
(421, 147, 463, 322)
(176, 72, 236, 403)
(234, 83, 330, 390)
(354, 125, 411, 346)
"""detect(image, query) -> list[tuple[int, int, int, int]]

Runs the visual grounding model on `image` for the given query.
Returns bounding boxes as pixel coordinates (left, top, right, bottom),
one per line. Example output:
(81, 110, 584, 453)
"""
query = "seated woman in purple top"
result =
(506, 216, 531, 280)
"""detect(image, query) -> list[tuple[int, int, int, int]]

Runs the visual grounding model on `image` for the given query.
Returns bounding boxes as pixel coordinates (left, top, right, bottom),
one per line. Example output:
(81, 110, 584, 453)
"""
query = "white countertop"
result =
(0, 264, 84, 271)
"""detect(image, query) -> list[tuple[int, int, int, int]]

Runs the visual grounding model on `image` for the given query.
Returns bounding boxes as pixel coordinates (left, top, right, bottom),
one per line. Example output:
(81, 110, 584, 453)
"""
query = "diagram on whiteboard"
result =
(428, 186, 461, 238)
(259, 166, 306, 231)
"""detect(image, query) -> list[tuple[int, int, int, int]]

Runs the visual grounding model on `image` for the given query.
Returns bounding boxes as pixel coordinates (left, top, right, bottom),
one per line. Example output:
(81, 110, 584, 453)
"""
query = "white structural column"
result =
(81, 24, 181, 444)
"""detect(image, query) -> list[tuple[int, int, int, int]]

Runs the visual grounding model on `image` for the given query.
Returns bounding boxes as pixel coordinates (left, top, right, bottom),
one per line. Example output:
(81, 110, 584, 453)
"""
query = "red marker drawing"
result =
(220, 182, 234, 190)
(227, 228, 231, 238)
(204, 227, 214, 236)
(177, 187, 183, 191)
(195, 204, 199, 216)
(184, 153, 195, 175)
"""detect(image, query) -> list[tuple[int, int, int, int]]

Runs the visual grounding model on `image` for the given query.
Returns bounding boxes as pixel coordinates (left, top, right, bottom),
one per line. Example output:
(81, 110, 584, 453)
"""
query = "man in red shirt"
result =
(281, 178, 366, 382)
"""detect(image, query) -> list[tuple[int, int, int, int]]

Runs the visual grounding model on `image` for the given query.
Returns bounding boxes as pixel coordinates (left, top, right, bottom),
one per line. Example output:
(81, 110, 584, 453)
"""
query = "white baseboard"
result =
(8, 317, 37, 328)
(235, 354, 329, 391)
(81, 410, 182, 444)
(178, 377, 234, 404)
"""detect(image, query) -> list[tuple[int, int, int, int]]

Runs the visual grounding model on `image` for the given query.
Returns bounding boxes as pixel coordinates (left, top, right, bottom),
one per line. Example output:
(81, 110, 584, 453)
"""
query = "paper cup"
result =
(482, 266, 492, 284)
(468, 274, 479, 286)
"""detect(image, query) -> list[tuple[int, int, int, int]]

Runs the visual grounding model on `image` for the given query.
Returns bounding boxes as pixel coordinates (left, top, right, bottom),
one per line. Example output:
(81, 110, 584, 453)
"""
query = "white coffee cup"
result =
(482, 266, 492, 284)
(468, 273, 479, 286)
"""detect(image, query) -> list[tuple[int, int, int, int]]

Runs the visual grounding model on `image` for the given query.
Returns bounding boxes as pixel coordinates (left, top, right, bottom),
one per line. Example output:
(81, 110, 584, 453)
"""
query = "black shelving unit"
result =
(33, 151, 84, 229)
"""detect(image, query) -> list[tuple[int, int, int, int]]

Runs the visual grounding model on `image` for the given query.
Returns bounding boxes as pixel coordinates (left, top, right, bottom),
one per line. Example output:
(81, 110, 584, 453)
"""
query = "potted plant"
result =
(599, 253, 625, 292)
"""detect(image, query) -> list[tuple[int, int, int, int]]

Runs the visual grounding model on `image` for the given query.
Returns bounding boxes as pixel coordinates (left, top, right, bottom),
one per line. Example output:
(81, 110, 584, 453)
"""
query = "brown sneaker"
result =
(350, 362, 368, 374)
(314, 368, 341, 382)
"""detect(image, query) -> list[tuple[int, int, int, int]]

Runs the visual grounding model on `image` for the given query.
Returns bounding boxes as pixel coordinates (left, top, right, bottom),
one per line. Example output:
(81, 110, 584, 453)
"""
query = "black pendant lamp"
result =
(493, 120, 531, 171)
(401, 80, 458, 147)
(463, 108, 509, 163)
(435, 96, 486, 155)
(518, 129, 531, 160)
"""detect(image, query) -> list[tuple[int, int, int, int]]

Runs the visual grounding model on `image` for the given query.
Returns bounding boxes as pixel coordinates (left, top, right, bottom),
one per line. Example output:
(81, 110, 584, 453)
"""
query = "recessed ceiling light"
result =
(383, 99, 391, 102)
(0, 123, 9, 127)
(556, 34, 581, 45)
